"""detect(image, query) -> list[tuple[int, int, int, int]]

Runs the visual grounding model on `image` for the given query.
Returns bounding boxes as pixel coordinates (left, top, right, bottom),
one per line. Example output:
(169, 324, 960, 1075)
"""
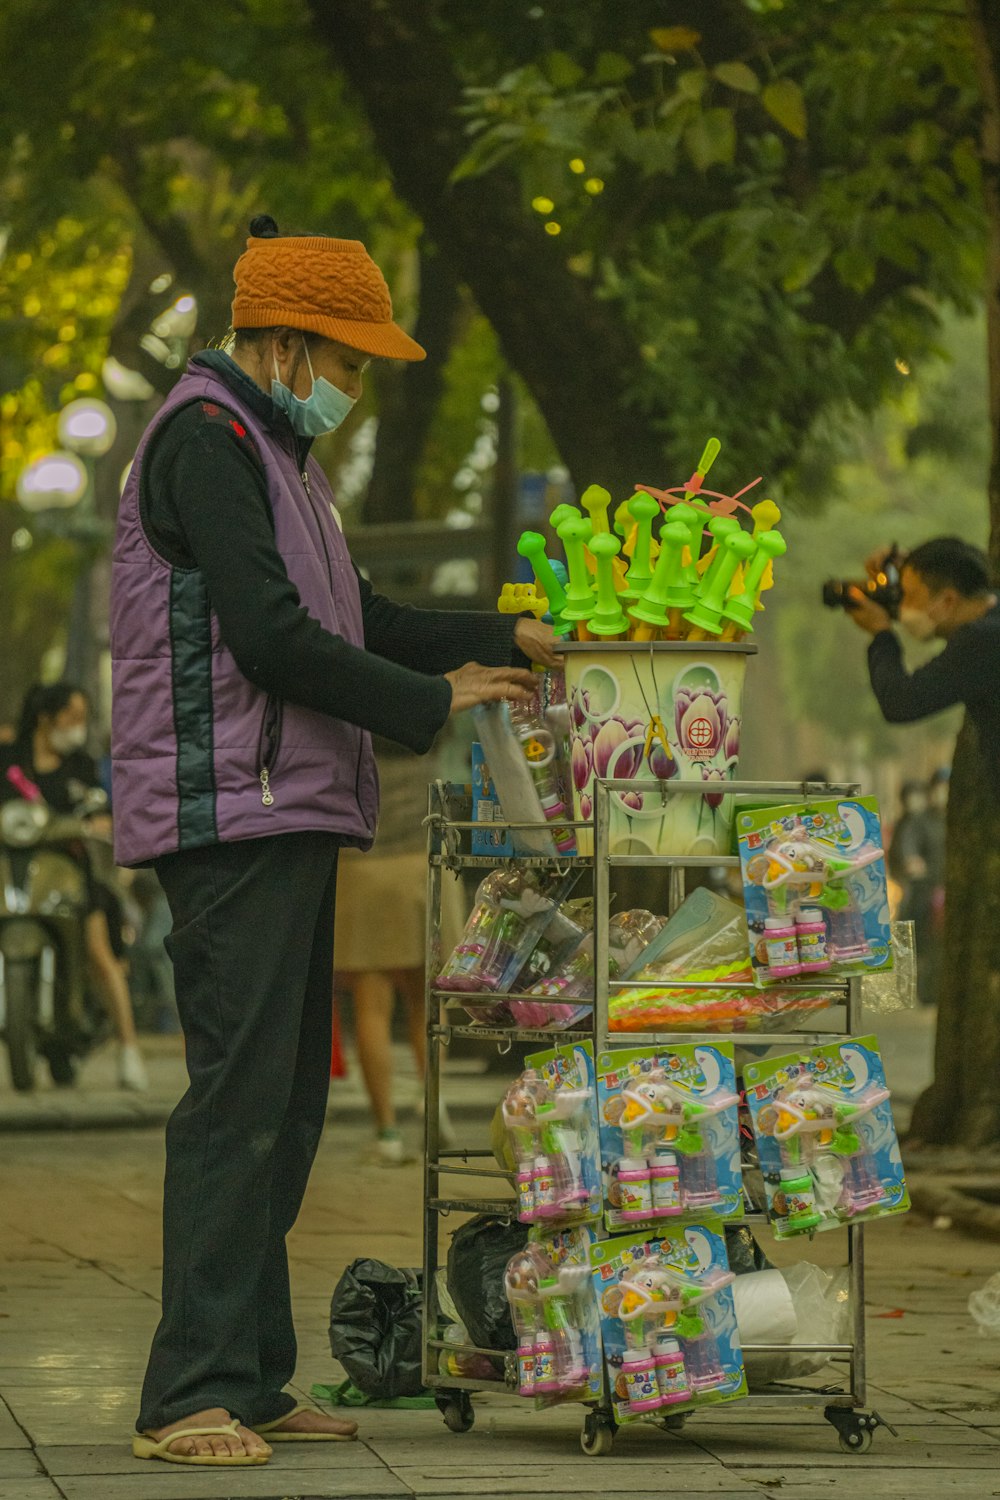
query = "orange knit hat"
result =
(231, 220, 426, 362)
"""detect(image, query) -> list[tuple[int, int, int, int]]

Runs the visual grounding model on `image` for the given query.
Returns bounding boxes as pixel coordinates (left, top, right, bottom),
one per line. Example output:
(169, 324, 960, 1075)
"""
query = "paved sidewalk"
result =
(2, 1109, 999, 1499)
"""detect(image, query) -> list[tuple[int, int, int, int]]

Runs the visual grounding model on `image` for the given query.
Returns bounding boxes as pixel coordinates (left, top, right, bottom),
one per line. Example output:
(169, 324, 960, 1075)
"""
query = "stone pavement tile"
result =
(0, 1448, 43, 1477)
(940, 1405, 1000, 1426)
(0, 1398, 29, 1449)
(55, 1469, 410, 1499)
(39, 1441, 387, 1474)
(390, 1465, 759, 1496)
(3, 1384, 137, 1444)
(0, 1483, 62, 1499)
(735, 1469, 1000, 1497)
(689, 1420, 1000, 1466)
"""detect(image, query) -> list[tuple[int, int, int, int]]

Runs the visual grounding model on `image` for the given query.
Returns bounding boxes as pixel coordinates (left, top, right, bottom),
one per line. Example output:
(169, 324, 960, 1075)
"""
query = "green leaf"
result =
(712, 61, 760, 95)
(543, 50, 586, 90)
(833, 245, 876, 293)
(649, 26, 702, 52)
(592, 51, 633, 86)
(761, 79, 807, 139)
(684, 107, 736, 171)
(677, 69, 708, 101)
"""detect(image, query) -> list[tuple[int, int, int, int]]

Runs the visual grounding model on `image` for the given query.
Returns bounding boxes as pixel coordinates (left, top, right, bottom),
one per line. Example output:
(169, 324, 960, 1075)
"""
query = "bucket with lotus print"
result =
(561, 641, 755, 857)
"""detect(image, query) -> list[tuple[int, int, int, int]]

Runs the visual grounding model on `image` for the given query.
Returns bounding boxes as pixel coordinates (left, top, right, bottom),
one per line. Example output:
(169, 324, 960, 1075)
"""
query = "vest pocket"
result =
(256, 695, 284, 807)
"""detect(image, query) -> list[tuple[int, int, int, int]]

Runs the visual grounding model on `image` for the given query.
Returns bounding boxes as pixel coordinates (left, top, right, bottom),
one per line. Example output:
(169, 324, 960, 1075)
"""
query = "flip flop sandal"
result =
(255, 1402, 359, 1442)
(132, 1418, 271, 1465)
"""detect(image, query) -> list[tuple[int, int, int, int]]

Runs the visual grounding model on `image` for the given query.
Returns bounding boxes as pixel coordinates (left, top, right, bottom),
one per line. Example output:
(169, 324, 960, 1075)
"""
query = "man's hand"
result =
(513, 616, 564, 669)
(846, 586, 894, 636)
(444, 662, 538, 716)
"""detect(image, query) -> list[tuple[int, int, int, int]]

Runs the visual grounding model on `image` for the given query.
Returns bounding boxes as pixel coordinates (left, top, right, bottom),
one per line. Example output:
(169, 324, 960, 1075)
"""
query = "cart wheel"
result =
(438, 1394, 475, 1433)
(580, 1412, 616, 1457)
(838, 1426, 873, 1454)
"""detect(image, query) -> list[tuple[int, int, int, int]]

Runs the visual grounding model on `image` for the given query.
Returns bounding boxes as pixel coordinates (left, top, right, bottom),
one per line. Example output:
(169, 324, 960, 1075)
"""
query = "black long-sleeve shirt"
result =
(141, 352, 521, 755)
(867, 606, 1000, 773)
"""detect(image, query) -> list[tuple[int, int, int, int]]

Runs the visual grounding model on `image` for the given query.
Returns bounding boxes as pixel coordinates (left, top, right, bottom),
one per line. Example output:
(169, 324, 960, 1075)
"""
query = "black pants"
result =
(137, 831, 341, 1432)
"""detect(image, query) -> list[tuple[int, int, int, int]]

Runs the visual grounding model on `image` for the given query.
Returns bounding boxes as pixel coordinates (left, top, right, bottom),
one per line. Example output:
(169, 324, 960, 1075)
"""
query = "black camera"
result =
(821, 546, 903, 618)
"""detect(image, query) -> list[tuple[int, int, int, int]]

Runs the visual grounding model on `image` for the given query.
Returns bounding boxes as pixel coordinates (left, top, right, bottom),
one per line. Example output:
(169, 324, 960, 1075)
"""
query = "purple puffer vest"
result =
(110, 364, 378, 867)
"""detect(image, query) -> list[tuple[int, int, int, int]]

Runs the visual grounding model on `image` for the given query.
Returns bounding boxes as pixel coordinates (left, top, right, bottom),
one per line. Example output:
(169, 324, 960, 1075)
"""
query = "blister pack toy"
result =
(505, 1225, 603, 1406)
(737, 798, 892, 984)
(590, 1222, 747, 1423)
(596, 1045, 742, 1230)
(436, 866, 581, 998)
(473, 675, 577, 858)
(508, 909, 665, 1030)
(502, 1041, 602, 1227)
(743, 1035, 910, 1238)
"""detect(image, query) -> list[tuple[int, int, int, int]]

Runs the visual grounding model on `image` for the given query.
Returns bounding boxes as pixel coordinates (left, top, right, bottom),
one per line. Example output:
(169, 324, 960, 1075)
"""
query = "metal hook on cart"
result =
(496, 1036, 513, 1057)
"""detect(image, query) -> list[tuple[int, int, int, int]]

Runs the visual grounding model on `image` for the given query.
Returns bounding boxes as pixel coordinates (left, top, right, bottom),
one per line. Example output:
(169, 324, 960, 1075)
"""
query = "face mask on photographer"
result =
(48, 724, 87, 757)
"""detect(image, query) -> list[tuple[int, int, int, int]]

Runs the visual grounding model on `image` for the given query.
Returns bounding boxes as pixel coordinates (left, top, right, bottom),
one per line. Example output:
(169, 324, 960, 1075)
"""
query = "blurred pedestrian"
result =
(334, 741, 460, 1164)
(888, 780, 942, 1006)
(111, 214, 556, 1467)
(0, 683, 147, 1087)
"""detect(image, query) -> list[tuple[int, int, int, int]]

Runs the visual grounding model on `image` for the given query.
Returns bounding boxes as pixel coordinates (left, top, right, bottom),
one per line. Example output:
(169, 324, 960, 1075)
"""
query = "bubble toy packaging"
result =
(502, 1041, 602, 1227)
(737, 798, 892, 984)
(436, 866, 581, 999)
(590, 1221, 747, 1424)
(596, 1045, 742, 1231)
(505, 1225, 603, 1407)
(743, 1035, 910, 1238)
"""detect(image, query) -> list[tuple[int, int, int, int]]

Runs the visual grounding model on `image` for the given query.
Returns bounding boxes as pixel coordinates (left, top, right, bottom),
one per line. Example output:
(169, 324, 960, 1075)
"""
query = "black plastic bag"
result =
(446, 1214, 528, 1352)
(329, 1259, 424, 1399)
(725, 1223, 773, 1276)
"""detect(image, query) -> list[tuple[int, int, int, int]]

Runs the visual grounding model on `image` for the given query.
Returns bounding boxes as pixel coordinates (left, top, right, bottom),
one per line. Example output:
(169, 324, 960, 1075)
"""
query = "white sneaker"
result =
(365, 1130, 415, 1167)
(118, 1042, 149, 1092)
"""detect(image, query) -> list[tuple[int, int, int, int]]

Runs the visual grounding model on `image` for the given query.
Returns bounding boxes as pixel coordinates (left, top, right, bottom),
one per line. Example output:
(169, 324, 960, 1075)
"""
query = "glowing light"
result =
(544, 221, 562, 235)
(531, 196, 555, 214)
(58, 399, 117, 457)
(894, 358, 911, 375)
(584, 177, 605, 195)
(16, 452, 88, 511)
(569, 158, 586, 173)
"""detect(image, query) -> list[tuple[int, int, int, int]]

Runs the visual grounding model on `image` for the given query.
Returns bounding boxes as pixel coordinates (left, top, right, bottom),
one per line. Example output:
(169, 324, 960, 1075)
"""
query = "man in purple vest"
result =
(113, 217, 554, 1468)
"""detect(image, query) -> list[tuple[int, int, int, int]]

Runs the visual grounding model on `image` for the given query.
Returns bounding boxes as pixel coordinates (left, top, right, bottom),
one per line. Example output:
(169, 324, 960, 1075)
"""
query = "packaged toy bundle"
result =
(502, 1042, 602, 1227)
(737, 798, 892, 984)
(471, 743, 513, 857)
(436, 866, 580, 1001)
(514, 899, 594, 995)
(590, 1222, 746, 1422)
(609, 889, 842, 1033)
(596, 1045, 741, 1230)
(473, 677, 576, 858)
(509, 909, 665, 1030)
(504, 1226, 603, 1405)
(743, 1036, 910, 1238)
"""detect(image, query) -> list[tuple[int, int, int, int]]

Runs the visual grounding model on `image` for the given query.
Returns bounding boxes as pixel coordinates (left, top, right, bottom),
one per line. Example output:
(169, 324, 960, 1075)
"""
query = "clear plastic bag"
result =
(861, 919, 917, 1016)
(735, 1261, 850, 1387)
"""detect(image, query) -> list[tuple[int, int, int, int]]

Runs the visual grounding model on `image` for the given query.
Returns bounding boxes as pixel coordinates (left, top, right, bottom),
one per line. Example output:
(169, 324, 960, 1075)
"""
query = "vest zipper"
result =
(257, 695, 283, 807)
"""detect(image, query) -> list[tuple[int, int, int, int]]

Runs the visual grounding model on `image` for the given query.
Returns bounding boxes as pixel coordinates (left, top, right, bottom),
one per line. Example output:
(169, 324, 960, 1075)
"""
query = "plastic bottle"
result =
(653, 1334, 690, 1405)
(531, 1155, 563, 1220)
(621, 1345, 662, 1412)
(649, 1150, 682, 1217)
(617, 1157, 653, 1221)
(515, 1167, 535, 1222)
(517, 1339, 536, 1396)
(763, 916, 802, 978)
(533, 1329, 560, 1393)
(778, 1164, 822, 1231)
(796, 909, 831, 973)
(678, 1307, 727, 1392)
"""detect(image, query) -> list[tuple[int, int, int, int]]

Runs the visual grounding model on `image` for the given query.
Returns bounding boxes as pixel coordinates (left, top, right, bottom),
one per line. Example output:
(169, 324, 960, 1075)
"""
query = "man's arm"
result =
(145, 412, 452, 753)
(867, 630, 969, 723)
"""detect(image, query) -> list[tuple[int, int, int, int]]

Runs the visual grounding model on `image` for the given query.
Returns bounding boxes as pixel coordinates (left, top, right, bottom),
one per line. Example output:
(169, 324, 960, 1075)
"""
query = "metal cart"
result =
(421, 777, 896, 1455)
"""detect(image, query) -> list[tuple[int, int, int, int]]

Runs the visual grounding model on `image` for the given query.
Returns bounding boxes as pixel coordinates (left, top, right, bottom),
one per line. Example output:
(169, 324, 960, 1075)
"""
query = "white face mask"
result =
(49, 725, 87, 756)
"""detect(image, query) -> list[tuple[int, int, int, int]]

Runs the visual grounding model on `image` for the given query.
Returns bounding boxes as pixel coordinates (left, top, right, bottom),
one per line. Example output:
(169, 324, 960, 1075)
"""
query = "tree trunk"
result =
(309, 0, 669, 496)
(908, 1, 1000, 1149)
(363, 247, 463, 524)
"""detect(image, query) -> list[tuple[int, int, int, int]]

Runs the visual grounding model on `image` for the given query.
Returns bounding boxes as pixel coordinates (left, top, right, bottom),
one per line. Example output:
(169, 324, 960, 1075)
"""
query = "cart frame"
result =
(421, 777, 896, 1455)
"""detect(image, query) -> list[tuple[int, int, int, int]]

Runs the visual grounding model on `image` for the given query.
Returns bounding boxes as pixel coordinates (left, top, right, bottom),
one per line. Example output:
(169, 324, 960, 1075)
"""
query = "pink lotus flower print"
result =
(723, 713, 741, 765)
(700, 766, 726, 809)
(592, 718, 630, 779)
(675, 686, 728, 762)
(571, 737, 592, 792)
(648, 740, 678, 781)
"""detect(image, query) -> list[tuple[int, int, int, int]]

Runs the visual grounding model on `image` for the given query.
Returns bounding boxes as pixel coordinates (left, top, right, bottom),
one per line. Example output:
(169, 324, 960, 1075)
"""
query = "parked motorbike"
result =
(0, 791, 110, 1091)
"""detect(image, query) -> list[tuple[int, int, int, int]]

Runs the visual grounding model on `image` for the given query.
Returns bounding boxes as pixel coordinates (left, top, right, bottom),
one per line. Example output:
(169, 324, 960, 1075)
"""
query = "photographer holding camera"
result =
(841, 537, 999, 773)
